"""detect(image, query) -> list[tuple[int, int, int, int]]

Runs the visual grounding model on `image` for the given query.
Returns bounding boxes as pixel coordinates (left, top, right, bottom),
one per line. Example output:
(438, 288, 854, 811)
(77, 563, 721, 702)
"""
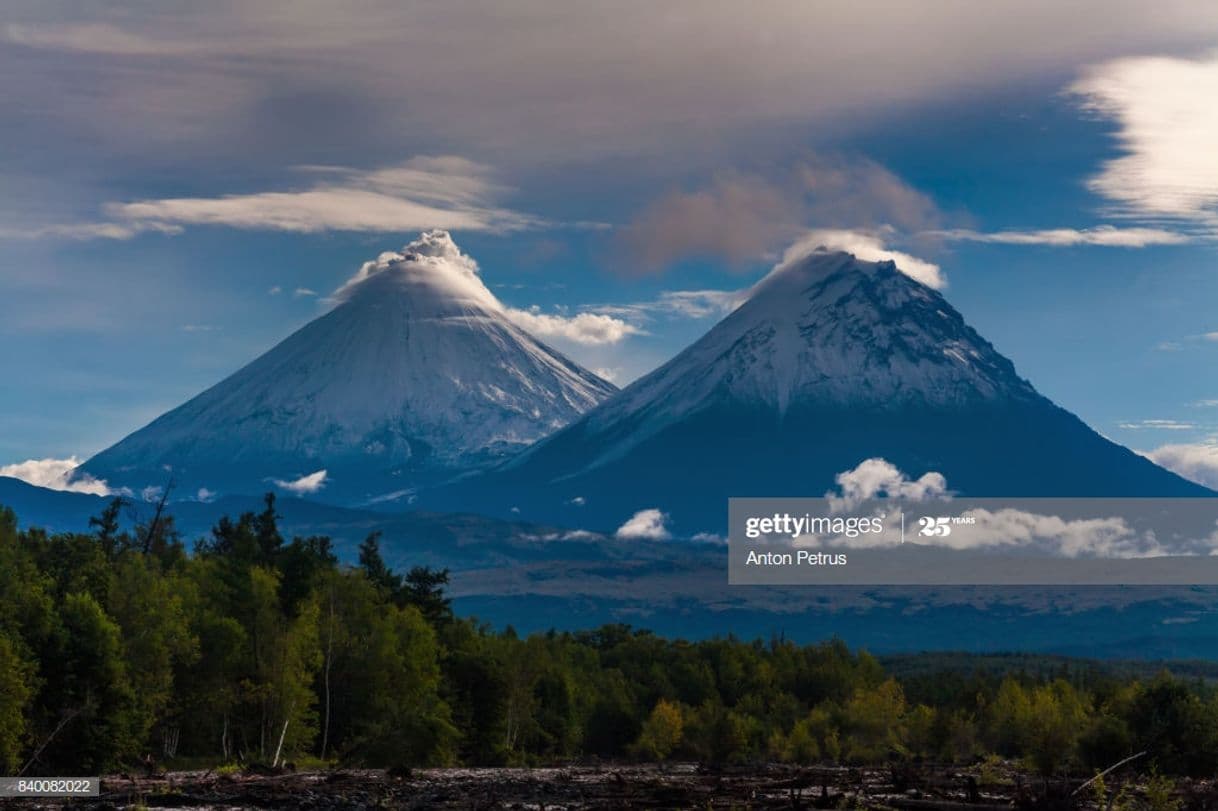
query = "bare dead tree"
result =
(19, 707, 84, 776)
(141, 474, 176, 555)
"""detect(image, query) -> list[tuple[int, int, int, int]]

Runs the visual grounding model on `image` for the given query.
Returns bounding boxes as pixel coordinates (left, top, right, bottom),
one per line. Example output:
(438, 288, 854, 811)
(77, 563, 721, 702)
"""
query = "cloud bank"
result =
(0, 456, 113, 496)
(1143, 444, 1218, 490)
(505, 308, 643, 346)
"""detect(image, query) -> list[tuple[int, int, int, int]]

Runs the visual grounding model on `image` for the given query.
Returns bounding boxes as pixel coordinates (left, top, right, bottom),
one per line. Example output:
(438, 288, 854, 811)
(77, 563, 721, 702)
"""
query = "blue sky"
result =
(3, 2, 1218, 489)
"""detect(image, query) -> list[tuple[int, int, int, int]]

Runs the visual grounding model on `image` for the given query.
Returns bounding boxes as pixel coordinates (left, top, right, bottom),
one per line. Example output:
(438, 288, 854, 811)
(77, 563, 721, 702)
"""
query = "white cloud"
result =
(615, 508, 672, 540)
(505, 307, 641, 346)
(936, 225, 1189, 247)
(0, 456, 113, 496)
(268, 286, 282, 295)
(293, 287, 318, 298)
(29, 156, 545, 240)
(196, 487, 217, 503)
(1070, 52, 1218, 229)
(801, 507, 1171, 557)
(784, 230, 946, 290)
(332, 229, 489, 302)
(1191, 399, 1218, 408)
(1118, 419, 1195, 430)
(1205, 332, 1218, 342)
(1142, 443, 1218, 489)
(272, 469, 328, 495)
(826, 457, 949, 513)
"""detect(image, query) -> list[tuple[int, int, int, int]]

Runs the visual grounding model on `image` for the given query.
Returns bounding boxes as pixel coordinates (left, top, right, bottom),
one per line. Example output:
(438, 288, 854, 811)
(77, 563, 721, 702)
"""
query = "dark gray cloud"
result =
(4, 1, 1218, 195)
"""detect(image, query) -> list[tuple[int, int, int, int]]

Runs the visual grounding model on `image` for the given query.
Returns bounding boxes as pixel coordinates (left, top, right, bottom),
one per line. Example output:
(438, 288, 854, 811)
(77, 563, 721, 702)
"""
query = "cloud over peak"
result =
(332, 229, 487, 302)
(334, 230, 642, 346)
(783, 230, 946, 290)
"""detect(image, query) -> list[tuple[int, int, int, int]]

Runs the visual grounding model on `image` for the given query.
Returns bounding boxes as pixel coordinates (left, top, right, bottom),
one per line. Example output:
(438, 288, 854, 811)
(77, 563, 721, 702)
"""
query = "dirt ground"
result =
(5, 761, 1193, 811)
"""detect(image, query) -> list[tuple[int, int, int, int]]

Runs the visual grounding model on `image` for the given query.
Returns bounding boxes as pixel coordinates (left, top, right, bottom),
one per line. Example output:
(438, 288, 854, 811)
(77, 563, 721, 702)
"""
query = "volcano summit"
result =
(78, 231, 616, 503)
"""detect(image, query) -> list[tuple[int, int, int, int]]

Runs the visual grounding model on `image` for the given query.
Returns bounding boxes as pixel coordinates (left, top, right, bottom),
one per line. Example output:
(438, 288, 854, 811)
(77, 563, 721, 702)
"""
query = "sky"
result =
(3, 1, 1218, 490)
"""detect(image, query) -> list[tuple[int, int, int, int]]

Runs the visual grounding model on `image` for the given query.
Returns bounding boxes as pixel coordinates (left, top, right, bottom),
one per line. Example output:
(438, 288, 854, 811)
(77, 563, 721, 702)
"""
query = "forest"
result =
(2, 494, 1217, 780)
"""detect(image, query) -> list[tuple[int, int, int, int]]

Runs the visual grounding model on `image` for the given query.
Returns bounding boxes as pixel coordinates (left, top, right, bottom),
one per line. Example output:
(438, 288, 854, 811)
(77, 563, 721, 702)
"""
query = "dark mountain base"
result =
(428, 400, 1213, 534)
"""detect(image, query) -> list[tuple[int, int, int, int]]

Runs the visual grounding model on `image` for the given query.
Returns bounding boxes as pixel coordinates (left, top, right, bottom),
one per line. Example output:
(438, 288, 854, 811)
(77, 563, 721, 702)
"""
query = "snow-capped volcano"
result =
(78, 231, 616, 503)
(558, 249, 1042, 466)
(427, 248, 1211, 530)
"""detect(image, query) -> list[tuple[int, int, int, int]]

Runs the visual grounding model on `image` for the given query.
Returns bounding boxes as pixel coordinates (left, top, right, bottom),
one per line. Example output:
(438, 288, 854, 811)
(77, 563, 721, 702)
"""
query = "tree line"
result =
(1, 495, 1217, 776)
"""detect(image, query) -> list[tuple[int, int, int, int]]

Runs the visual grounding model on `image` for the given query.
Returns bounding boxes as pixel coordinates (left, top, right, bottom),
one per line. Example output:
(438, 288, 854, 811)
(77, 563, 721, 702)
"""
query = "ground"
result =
(12, 761, 1191, 811)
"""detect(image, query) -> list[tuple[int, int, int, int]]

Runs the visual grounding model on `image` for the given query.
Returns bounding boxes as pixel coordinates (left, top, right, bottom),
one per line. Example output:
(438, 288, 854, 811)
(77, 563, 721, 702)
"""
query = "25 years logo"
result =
(917, 516, 952, 537)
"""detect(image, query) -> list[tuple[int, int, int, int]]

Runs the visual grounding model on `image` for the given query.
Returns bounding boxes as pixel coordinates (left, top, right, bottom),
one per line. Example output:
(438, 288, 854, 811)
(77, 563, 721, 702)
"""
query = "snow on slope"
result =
(79, 231, 616, 501)
(520, 248, 1039, 475)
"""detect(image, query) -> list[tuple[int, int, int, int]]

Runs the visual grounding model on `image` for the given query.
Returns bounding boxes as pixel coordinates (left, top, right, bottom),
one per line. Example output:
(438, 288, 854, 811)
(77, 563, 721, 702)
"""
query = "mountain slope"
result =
(428, 249, 1211, 532)
(79, 231, 616, 503)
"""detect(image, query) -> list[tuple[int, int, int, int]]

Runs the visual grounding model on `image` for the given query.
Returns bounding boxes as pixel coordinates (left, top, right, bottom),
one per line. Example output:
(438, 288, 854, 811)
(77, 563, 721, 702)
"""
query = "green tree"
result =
(42, 592, 139, 773)
(314, 569, 455, 765)
(248, 566, 321, 764)
(1128, 674, 1218, 775)
(401, 566, 453, 625)
(107, 553, 198, 756)
(0, 632, 34, 773)
(357, 532, 400, 596)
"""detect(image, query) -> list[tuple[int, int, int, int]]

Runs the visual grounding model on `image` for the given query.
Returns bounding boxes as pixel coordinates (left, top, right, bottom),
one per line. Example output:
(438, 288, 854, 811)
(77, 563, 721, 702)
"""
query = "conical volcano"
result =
(430, 249, 1211, 532)
(78, 231, 616, 503)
